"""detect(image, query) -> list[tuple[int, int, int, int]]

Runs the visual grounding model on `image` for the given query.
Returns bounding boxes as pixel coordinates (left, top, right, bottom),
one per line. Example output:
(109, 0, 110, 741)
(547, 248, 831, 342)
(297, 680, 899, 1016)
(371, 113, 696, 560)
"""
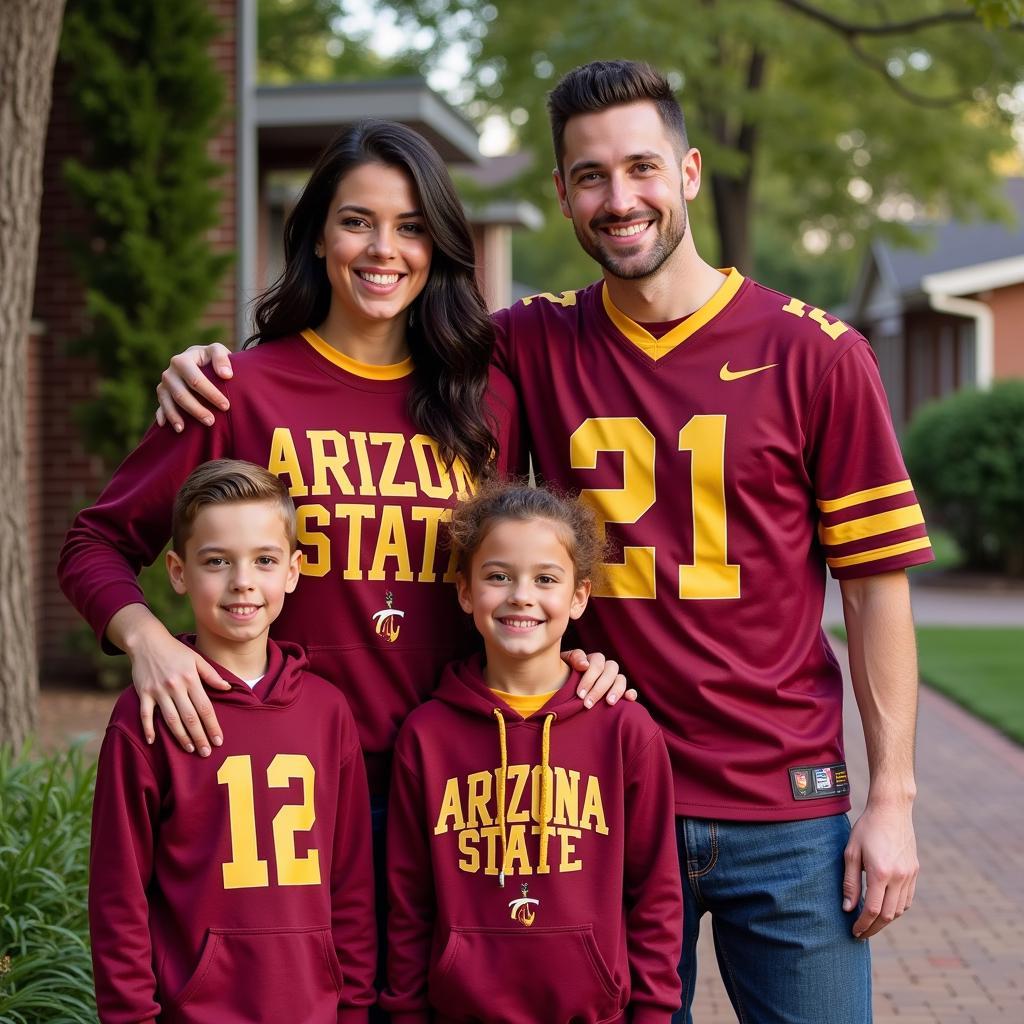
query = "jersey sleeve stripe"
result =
(816, 479, 913, 513)
(818, 504, 925, 546)
(826, 536, 932, 569)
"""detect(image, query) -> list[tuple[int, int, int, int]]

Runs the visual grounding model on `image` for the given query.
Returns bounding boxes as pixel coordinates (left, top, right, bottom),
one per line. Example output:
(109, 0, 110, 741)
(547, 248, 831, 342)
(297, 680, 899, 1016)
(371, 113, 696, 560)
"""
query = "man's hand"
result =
(844, 799, 919, 939)
(562, 649, 638, 707)
(109, 604, 230, 754)
(155, 342, 234, 431)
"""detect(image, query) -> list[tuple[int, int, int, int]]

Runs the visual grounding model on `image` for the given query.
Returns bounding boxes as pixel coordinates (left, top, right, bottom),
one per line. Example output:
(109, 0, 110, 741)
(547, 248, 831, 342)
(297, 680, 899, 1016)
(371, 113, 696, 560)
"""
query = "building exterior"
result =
(847, 178, 1024, 429)
(30, 1, 537, 681)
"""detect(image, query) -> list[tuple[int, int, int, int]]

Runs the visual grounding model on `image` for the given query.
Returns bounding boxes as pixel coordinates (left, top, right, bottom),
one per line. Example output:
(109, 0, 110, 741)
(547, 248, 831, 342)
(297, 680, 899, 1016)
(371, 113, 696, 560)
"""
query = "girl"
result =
(382, 482, 682, 1023)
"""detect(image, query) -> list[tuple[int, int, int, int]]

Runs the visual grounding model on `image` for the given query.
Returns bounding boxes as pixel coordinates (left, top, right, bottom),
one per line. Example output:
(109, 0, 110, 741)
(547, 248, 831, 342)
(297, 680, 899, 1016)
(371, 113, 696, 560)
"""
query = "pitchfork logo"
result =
(508, 883, 539, 927)
(371, 591, 405, 643)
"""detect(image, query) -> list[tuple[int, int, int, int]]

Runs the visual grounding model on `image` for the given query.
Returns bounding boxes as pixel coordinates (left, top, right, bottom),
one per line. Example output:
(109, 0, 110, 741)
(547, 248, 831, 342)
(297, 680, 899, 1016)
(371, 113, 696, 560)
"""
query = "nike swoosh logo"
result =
(720, 361, 778, 381)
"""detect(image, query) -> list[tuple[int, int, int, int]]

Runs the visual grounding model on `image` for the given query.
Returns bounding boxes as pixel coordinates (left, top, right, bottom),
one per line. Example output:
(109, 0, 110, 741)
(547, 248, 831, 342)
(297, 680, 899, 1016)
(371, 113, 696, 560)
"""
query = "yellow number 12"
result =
(217, 754, 320, 890)
(570, 414, 739, 600)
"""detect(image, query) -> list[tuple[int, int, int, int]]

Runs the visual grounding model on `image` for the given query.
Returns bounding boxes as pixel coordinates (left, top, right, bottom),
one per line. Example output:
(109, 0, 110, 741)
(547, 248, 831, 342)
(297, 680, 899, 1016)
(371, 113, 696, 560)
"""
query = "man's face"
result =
(554, 101, 700, 281)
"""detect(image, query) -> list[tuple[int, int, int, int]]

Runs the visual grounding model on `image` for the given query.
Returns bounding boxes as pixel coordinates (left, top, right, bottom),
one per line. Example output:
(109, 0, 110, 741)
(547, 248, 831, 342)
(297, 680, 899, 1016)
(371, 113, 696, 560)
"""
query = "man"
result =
(153, 61, 929, 1022)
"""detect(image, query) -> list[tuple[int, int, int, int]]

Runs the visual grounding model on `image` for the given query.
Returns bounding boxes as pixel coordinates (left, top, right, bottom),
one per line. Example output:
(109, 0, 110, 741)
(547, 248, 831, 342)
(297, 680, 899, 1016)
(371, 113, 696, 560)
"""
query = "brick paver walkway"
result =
(689, 637, 1024, 1022)
(37, 630, 1024, 1022)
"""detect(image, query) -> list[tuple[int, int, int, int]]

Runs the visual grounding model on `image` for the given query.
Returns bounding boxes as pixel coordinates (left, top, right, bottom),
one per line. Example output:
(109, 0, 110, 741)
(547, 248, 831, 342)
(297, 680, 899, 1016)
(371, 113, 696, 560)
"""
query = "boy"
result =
(88, 459, 375, 1023)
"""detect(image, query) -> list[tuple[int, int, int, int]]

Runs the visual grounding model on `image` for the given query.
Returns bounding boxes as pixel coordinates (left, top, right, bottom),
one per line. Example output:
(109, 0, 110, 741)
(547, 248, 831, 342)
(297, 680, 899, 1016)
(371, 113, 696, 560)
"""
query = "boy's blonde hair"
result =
(171, 459, 297, 555)
(448, 478, 603, 585)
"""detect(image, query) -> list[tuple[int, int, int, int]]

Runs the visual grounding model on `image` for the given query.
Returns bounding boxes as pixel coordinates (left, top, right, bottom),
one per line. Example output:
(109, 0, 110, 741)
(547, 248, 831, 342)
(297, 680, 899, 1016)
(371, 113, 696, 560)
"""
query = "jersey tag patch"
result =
(789, 763, 849, 800)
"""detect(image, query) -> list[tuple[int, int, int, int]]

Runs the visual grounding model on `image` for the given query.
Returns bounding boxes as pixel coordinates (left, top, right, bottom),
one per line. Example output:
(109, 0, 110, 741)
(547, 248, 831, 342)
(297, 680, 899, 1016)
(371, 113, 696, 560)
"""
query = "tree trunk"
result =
(710, 171, 754, 274)
(0, 0, 67, 751)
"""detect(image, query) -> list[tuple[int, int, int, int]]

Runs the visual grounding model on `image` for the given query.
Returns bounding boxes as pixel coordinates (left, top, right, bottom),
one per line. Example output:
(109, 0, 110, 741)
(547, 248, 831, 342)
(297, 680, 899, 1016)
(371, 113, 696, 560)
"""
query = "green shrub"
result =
(904, 380, 1024, 575)
(0, 746, 97, 1023)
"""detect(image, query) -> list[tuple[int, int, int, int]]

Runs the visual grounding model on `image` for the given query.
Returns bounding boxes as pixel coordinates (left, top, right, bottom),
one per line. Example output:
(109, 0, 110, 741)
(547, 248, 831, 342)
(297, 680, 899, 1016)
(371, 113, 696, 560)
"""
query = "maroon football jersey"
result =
(60, 331, 522, 794)
(493, 271, 932, 820)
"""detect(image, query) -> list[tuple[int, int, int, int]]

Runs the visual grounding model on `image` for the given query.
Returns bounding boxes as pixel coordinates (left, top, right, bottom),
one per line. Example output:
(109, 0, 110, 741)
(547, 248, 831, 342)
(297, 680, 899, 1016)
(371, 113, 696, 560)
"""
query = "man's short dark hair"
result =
(547, 60, 688, 172)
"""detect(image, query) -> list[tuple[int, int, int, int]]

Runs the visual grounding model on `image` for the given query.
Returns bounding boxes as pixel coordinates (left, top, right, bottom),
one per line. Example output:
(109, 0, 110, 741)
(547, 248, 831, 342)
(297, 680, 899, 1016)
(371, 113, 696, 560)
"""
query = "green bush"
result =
(0, 746, 98, 1023)
(904, 380, 1024, 575)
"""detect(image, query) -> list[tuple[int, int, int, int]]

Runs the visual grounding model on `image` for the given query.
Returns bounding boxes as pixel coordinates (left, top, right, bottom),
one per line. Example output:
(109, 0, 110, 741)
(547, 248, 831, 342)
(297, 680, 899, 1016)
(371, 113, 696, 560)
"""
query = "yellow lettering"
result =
(267, 754, 320, 886)
(306, 430, 355, 497)
(580, 776, 608, 835)
(559, 827, 583, 872)
(521, 290, 577, 308)
(506, 764, 530, 823)
(349, 431, 377, 496)
(505, 825, 532, 876)
(335, 504, 375, 581)
(410, 435, 453, 500)
(267, 428, 308, 497)
(371, 432, 415, 497)
(458, 829, 480, 873)
(466, 771, 492, 828)
(530, 825, 552, 874)
(411, 505, 446, 583)
(480, 825, 501, 876)
(434, 777, 465, 834)
(369, 506, 414, 582)
(553, 767, 580, 827)
(296, 504, 330, 578)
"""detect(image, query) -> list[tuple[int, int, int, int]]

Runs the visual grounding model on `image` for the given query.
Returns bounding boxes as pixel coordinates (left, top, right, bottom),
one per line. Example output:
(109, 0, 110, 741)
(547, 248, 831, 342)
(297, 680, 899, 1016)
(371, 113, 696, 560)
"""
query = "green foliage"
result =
(916, 626, 1024, 744)
(380, 0, 1024, 278)
(60, 0, 232, 469)
(258, 0, 423, 83)
(904, 381, 1024, 575)
(0, 746, 98, 1023)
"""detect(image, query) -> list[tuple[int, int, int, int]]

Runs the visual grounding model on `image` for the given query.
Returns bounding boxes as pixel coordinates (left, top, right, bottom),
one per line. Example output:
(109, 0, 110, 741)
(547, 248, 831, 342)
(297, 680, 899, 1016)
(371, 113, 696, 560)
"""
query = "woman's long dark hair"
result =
(247, 119, 498, 480)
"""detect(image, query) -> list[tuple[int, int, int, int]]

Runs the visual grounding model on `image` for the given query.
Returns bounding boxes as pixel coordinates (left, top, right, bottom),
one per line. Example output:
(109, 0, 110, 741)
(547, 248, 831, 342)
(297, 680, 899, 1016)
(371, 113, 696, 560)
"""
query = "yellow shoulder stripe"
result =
(817, 479, 913, 514)
(601, 268, 744, 360)
(827, 537, 932, 569)
(820, 504, 925, 547)
(301, 328, 414, 380)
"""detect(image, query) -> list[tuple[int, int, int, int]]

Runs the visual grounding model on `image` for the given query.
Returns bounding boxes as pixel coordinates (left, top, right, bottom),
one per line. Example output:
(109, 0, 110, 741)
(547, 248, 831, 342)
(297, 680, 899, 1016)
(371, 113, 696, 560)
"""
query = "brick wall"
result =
(34, 3, 239, 682)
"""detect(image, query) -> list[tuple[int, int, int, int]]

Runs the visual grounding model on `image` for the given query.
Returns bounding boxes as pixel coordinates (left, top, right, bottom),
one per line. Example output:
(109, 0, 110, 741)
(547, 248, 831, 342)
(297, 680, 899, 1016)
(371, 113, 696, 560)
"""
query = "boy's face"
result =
(166, 500, 301, 649)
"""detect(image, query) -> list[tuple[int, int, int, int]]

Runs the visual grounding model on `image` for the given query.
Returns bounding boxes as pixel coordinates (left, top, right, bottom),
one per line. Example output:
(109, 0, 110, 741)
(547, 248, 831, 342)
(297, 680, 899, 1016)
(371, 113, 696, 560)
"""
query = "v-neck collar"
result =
(600, 268, 744, 361)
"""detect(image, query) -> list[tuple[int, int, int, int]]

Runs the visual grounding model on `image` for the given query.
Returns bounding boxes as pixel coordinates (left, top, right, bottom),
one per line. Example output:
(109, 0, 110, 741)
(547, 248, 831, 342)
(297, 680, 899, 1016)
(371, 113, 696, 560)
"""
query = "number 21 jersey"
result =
(493, 269, 933, 820)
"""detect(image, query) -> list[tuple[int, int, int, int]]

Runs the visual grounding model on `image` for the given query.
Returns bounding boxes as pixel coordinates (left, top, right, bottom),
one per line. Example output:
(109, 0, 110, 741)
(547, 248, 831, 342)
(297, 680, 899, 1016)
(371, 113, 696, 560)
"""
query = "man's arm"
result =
(839, 569, 920, 939)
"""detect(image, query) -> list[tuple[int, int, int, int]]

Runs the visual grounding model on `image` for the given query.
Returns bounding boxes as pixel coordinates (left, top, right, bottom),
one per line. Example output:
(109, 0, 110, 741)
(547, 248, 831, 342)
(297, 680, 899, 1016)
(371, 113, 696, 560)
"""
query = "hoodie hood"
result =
(434, 652, 587, 724)
(178, 635, 309, 709)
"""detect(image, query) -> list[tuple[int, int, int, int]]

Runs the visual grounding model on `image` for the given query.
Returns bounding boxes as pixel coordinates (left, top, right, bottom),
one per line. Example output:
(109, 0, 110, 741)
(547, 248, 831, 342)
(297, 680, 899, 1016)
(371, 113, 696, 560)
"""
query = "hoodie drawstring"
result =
(493, 707, 556, 888)
(493, 708, 510, 887)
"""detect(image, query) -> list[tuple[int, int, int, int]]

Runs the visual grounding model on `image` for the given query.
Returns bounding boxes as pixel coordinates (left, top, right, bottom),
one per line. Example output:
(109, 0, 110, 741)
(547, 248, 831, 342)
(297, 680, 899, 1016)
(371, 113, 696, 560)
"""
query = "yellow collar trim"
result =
(301, 328, 414, 380)
(490, 687, 558, 717)
(601, 267, 745, 360)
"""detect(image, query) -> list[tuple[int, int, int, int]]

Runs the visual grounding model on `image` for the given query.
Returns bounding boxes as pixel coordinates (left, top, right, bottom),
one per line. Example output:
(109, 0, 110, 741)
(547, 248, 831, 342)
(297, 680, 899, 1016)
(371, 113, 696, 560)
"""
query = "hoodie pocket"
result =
(165, 925, 342, 1023)
(429, 923, 624, 1024)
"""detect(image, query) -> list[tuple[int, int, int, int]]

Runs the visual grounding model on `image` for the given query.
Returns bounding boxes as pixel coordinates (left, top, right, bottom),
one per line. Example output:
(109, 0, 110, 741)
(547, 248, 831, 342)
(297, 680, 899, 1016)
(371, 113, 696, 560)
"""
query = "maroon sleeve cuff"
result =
(88, 581, 148, 652)
(630, 1005, 674, 1024)
(337, 1007, 370, 1024)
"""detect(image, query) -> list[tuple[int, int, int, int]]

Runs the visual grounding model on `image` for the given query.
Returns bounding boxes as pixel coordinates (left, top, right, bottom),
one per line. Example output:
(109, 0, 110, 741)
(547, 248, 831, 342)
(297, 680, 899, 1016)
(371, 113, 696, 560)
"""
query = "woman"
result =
(59, 118, 623, 1015)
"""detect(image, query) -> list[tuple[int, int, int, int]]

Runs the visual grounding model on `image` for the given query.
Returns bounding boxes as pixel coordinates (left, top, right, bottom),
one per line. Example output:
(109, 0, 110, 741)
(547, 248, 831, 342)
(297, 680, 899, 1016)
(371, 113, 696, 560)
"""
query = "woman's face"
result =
(318, 162, 433, 332)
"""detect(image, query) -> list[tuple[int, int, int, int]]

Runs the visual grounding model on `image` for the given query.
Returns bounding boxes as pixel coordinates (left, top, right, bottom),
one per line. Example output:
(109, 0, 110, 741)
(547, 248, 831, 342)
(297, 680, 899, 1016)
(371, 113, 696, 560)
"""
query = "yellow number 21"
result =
(570, 414, 739, 601)
(218, 753, 320, 890)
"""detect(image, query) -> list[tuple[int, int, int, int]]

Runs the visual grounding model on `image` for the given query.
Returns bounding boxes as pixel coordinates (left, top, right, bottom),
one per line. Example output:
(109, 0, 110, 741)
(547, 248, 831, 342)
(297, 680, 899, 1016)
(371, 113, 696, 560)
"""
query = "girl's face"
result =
(317, 162, 433, 332)
(457, 518, 591, 669)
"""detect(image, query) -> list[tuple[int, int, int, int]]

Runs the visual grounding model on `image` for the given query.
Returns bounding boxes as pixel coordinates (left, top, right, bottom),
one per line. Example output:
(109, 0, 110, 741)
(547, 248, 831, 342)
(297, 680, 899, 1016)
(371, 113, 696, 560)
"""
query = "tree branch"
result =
(845, 34, 979, 106)
(776, 0, 985, 36)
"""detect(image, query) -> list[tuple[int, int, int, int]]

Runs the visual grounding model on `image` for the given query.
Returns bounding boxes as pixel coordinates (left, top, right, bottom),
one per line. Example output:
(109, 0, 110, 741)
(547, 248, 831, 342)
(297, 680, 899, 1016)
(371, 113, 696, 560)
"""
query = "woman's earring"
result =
(314, 245, 324, 258)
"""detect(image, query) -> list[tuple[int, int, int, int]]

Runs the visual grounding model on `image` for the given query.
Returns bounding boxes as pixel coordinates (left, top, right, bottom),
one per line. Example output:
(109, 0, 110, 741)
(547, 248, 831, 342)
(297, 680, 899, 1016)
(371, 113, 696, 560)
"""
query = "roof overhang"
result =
(255, 78, 480, 168)
(466, 200, 544, 230)
(921, 253, 1024, 297)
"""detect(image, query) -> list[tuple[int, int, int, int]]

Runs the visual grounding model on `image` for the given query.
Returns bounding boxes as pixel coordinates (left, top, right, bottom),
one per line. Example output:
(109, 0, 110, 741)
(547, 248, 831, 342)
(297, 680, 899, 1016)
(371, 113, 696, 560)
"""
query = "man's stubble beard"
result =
(573, 193, 688, 281)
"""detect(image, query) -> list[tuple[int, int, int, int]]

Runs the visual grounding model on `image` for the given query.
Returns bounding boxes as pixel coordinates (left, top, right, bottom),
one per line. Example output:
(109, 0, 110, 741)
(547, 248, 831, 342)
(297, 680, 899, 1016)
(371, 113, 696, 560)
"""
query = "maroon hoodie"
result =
(381, 655, 682, 1024)
(89, 639, 375, 1023)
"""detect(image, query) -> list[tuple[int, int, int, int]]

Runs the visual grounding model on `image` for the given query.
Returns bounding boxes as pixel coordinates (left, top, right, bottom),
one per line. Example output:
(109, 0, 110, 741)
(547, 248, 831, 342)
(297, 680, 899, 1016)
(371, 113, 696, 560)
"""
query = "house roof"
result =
(255, 78, 480, 167)
(879, 177, 1024, 292)
(850, 178, 1024, 319)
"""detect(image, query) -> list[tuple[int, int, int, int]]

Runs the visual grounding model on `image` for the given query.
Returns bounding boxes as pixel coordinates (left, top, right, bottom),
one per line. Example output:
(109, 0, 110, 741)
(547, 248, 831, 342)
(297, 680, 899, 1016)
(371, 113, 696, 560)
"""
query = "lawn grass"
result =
(830, 625, 1024, 745)
(914, 627, 1024, 745)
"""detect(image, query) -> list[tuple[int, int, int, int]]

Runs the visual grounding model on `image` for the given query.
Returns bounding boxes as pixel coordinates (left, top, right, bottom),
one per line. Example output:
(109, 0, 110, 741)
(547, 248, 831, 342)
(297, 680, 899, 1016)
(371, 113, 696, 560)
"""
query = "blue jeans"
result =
(675, 815, 871, 1024)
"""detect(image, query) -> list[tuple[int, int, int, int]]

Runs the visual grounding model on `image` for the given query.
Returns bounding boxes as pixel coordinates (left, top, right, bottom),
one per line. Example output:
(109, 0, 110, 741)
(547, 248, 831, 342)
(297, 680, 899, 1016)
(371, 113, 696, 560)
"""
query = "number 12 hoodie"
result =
(381, 654, 682, 1024)
(88, 638, 376, 1024)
